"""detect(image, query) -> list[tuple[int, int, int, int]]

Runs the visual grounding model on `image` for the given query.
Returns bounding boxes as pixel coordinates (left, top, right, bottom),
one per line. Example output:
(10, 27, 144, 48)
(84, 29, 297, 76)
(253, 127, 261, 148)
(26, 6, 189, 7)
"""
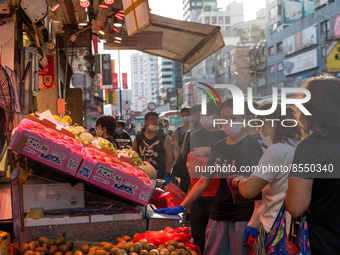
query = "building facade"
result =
(183, 0, 217, 22)
(130, 53, 144, 111)
(265, 0, 340, 94)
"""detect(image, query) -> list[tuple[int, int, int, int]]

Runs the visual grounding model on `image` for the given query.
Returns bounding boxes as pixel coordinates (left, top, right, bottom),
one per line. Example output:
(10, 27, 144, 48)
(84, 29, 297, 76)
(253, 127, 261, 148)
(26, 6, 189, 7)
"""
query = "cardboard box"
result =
(0, 231, 11, 255)
(9, 130, 82, 176)
(76, 160, 155, 206)
(23, 182, 85, 213)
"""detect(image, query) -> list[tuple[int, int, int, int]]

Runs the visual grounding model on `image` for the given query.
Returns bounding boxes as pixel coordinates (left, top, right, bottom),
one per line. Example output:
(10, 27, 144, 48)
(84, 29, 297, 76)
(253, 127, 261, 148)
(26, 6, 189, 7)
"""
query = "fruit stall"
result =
(6, 113, 196, 255)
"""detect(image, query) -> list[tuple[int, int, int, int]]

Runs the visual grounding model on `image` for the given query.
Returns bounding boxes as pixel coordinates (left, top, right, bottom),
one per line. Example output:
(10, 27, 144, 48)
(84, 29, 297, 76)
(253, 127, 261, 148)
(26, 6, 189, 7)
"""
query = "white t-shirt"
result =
(247, 140, 297, 233)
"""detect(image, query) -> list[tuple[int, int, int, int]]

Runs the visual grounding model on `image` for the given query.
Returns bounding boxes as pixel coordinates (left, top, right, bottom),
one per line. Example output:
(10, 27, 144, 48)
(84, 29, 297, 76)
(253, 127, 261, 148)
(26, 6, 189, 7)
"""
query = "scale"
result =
(115, 139, 131, 149)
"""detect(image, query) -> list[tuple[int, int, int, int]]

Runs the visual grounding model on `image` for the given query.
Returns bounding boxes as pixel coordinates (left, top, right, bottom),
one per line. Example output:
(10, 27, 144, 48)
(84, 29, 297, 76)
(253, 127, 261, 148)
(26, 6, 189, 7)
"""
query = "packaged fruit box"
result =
(9, 129, 83, 176)
(76, 147, 155, 206)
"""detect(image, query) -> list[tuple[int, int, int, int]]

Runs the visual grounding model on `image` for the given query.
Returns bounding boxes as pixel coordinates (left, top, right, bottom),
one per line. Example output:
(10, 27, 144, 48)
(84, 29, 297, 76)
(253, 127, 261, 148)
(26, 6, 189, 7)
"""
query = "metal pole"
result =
(118, 50, 123, 120)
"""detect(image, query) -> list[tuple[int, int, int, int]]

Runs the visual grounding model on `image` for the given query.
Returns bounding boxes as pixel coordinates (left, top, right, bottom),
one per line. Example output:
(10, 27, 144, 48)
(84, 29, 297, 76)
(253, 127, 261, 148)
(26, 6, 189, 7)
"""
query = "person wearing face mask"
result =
(189, 104, 203, 132)
(188, 100, 227, 253)
(163, 118, 173, 137)
(95, 116, 120, 149)
(232, 103, 304, 254)
(172, 107, 191, 162)
(133, 112, 173, 180)
(114, 121, 132, 146)
(244, 101, 268, 152)
(155, 98, 263, 255)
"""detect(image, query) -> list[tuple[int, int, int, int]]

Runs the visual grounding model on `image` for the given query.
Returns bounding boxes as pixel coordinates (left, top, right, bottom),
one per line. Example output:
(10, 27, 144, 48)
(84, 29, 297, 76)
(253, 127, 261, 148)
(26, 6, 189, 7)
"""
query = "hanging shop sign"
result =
(101, 54, 112, 87)
(105, 89, 117, 105)
(38, 55, 55, 89)
(326, 41, 340, 73)
(122, 73, 128, 89)
(112, 73, 118, 89)
(283, 49, 318, 76)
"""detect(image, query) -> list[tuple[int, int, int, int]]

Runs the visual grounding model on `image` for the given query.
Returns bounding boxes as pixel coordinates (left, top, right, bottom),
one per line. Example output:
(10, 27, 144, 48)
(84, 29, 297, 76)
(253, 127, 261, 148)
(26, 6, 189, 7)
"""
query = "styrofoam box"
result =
(23, 183, 85, 213)
(24, 214, 90, 227)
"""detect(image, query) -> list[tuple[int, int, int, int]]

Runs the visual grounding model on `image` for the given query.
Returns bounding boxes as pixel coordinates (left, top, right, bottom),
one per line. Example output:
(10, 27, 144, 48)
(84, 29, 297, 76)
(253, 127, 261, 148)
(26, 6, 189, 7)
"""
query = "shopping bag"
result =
(265, 202, 310, 255)
(133, 227, 201, 255)
(294, 212, 311, 254)
(164, 182, 186, 207)
(151, 191, 176, 209)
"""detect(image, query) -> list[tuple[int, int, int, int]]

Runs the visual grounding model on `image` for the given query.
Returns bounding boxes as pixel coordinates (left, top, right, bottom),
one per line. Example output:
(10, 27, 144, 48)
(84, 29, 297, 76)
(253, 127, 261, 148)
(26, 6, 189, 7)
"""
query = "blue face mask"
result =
(164, 127, 169, 131)
(116, 127, 121, 132)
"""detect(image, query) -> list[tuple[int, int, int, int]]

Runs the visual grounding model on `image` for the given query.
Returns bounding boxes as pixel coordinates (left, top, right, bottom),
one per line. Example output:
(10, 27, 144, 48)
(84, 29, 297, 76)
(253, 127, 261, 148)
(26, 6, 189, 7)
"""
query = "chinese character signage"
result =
(101, 54, 112, 87)
(105, 89, 117, 105)
(39, 55, 55, 89)
(122, 73, 128, 89)
(112, 73, 118, 89)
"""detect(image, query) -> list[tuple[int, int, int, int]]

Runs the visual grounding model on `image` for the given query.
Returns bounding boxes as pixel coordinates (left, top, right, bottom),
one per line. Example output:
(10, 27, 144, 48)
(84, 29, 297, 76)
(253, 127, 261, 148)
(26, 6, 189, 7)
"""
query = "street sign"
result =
(147, 102, 156, 111)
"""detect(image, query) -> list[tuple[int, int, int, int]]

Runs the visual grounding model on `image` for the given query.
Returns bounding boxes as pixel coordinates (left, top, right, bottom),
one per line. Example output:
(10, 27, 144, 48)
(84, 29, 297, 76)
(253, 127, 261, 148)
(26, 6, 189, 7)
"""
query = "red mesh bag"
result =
(133, 227, 201, 255)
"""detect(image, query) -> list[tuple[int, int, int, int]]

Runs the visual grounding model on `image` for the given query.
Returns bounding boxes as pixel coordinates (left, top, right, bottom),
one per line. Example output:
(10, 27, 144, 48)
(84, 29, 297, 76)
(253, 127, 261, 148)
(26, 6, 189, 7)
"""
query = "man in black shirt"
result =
(133, 112, 173, 180)
(114, 121, 132, 146)
(156, 98, 263, 255)
(189, 100, 227, 253)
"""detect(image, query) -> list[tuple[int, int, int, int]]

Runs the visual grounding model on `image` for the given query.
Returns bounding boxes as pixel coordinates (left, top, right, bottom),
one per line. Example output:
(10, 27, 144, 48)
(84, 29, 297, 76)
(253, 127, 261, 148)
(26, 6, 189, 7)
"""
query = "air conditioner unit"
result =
(0, 2, 10, 14)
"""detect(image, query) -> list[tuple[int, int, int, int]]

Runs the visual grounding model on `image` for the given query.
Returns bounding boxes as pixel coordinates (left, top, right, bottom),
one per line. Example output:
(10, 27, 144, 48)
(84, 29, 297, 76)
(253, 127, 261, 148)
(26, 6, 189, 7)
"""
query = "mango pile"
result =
(17, 235, 199, 255)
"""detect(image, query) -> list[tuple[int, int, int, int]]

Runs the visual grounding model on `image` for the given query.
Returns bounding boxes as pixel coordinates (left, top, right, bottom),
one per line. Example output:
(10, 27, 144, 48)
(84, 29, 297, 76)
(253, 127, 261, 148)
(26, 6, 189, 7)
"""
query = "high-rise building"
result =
(131, 53, 159, 112)
(143, 54, 159, 106)
(197, 1, 244, 32)
(158, 58, 183, 108)
(183, 0, 217, 21)
(130, 53, 144, 111)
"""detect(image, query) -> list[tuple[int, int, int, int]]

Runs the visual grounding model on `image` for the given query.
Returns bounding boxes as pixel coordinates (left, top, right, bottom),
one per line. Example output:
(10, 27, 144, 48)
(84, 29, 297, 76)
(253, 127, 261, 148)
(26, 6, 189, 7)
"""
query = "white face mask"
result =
(259, 129, 273, 147)
(223, 123, 243, 137)
(200, 115, 214, 129)
(182, 116, 190, 124)
(148, 124, 159, 132)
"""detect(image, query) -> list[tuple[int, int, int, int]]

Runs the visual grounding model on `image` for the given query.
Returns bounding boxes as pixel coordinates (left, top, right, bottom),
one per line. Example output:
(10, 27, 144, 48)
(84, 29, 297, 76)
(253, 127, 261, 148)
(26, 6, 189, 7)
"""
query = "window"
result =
(321, 20, 329, 34)
(212, 17, 217, 24)
(269, 65, 275, 74)
(231, 54, 235, 64)
(269, 6, 278, 20)
(276, 42, 283, 52)
(219, 17, 223, 24)
(269, 46, 275, 55)
(225, 16, 230, 24)
(277, 62, 283, 71)
(205, 17, 210, 24)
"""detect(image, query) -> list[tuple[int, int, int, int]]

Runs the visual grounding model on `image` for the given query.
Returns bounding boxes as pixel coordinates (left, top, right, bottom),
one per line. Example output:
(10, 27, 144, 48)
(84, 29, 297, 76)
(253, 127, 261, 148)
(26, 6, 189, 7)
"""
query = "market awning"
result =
(104, 14, 225, 74)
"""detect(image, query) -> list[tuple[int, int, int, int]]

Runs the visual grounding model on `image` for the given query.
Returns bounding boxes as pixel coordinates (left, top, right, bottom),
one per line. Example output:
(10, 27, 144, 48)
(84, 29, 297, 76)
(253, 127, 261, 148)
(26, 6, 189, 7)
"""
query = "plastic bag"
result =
(151, 191, 176, 209)
(133, 227, 201, 255)
(164, 182, 186, 207)
(189, 153, 220, 197)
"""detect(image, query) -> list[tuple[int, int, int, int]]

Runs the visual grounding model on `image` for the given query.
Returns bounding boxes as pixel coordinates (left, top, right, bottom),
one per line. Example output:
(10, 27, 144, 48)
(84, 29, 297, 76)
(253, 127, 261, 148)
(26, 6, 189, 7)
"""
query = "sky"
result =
(100, 0, 266, 88)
